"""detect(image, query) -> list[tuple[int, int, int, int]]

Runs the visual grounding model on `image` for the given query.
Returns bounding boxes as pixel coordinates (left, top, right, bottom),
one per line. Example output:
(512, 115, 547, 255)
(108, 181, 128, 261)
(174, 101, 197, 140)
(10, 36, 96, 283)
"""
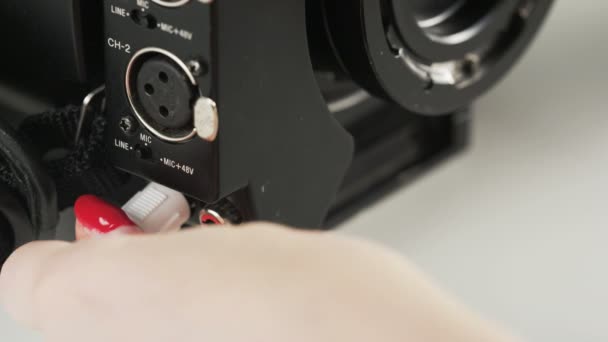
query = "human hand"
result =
(1, 197, 517, 342)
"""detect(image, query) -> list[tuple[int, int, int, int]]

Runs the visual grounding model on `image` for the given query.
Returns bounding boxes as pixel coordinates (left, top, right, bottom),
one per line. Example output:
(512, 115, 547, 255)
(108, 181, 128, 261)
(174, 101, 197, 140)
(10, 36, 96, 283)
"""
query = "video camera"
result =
(0, 0, 553, 262)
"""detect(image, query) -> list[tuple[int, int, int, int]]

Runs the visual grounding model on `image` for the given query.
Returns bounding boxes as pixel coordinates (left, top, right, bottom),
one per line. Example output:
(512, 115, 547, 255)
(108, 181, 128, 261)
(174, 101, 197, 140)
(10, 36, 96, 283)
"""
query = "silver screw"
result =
(119, 116, 137, 134)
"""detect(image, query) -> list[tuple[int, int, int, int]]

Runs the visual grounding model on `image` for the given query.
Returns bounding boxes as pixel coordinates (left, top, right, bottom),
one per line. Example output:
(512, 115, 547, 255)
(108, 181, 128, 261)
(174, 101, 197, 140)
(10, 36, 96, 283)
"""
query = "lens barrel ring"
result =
(389, 0, 520, 61)
(322, 0, 553, 115)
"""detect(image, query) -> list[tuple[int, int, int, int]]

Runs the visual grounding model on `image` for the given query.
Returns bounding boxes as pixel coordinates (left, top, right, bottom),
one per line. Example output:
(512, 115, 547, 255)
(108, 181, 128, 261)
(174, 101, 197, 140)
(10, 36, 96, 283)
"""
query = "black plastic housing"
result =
(104, 0, 476, 228)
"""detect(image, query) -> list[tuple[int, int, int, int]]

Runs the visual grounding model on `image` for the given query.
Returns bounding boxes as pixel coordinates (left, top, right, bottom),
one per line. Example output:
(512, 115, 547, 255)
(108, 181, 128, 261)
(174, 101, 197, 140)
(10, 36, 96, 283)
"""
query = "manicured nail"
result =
(74, 195, 141, 240)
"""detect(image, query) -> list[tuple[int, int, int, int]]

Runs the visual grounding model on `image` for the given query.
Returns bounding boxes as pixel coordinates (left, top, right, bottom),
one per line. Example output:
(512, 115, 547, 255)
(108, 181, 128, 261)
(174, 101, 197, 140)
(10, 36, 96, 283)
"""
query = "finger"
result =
(0, 225, 330, 339)
(74, 195, 142, 240)
(0, 241, 71, 326)
(2, 224, 517, 342)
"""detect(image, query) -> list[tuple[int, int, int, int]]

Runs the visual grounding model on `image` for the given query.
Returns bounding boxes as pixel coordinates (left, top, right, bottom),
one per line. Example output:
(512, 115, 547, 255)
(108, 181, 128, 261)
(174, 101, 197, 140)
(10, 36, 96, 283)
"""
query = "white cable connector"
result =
(122, 183, 191, 233)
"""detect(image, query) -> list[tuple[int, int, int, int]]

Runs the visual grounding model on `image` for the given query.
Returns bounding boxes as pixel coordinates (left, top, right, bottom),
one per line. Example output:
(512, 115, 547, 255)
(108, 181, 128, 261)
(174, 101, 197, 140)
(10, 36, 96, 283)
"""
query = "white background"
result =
(2, 1, 607, 340)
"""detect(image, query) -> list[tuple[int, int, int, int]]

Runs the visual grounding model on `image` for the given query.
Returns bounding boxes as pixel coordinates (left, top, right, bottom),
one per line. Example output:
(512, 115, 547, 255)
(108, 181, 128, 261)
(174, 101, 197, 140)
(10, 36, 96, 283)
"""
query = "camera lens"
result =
(408, 0, 498, 43)
(410, 0, 462, 21)
(311, 0, 553, 115)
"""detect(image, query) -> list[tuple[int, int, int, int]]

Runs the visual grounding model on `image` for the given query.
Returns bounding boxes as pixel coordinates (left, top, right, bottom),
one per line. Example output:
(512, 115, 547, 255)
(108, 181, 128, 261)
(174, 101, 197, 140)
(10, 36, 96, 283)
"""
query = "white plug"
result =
(122, 183, 191, 233)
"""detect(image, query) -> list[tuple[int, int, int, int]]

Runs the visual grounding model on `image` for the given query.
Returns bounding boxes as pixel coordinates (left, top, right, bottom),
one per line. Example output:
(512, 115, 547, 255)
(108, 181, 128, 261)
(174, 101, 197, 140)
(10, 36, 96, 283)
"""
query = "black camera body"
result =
(0, 0, 553, 261)
(105, 0, 360, 227)
(104, 0, 552, 227)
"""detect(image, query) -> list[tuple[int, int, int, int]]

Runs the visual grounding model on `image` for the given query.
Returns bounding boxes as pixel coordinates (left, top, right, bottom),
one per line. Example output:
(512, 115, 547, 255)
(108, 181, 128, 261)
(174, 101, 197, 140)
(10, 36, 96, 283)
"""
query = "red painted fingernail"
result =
(74, 195, 135, 234)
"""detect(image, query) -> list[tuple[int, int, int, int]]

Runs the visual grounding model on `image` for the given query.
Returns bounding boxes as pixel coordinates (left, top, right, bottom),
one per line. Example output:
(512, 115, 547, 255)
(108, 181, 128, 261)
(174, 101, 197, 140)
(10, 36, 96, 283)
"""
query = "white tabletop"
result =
(2, 1, 606, 340)
(342, 2, 608, 341)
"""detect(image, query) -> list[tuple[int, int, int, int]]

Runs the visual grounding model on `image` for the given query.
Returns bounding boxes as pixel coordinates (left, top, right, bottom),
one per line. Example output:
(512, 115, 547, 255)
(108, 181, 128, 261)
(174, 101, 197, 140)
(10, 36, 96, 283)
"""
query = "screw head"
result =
(119, 116, 138, 135)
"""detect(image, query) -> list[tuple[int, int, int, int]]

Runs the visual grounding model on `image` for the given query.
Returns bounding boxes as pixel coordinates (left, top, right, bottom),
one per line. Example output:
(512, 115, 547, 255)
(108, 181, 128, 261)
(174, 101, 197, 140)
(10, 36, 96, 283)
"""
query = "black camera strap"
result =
(0, 105, 129, 246)
(18, 105, 129, 210)
(0, 117, 57, 243)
